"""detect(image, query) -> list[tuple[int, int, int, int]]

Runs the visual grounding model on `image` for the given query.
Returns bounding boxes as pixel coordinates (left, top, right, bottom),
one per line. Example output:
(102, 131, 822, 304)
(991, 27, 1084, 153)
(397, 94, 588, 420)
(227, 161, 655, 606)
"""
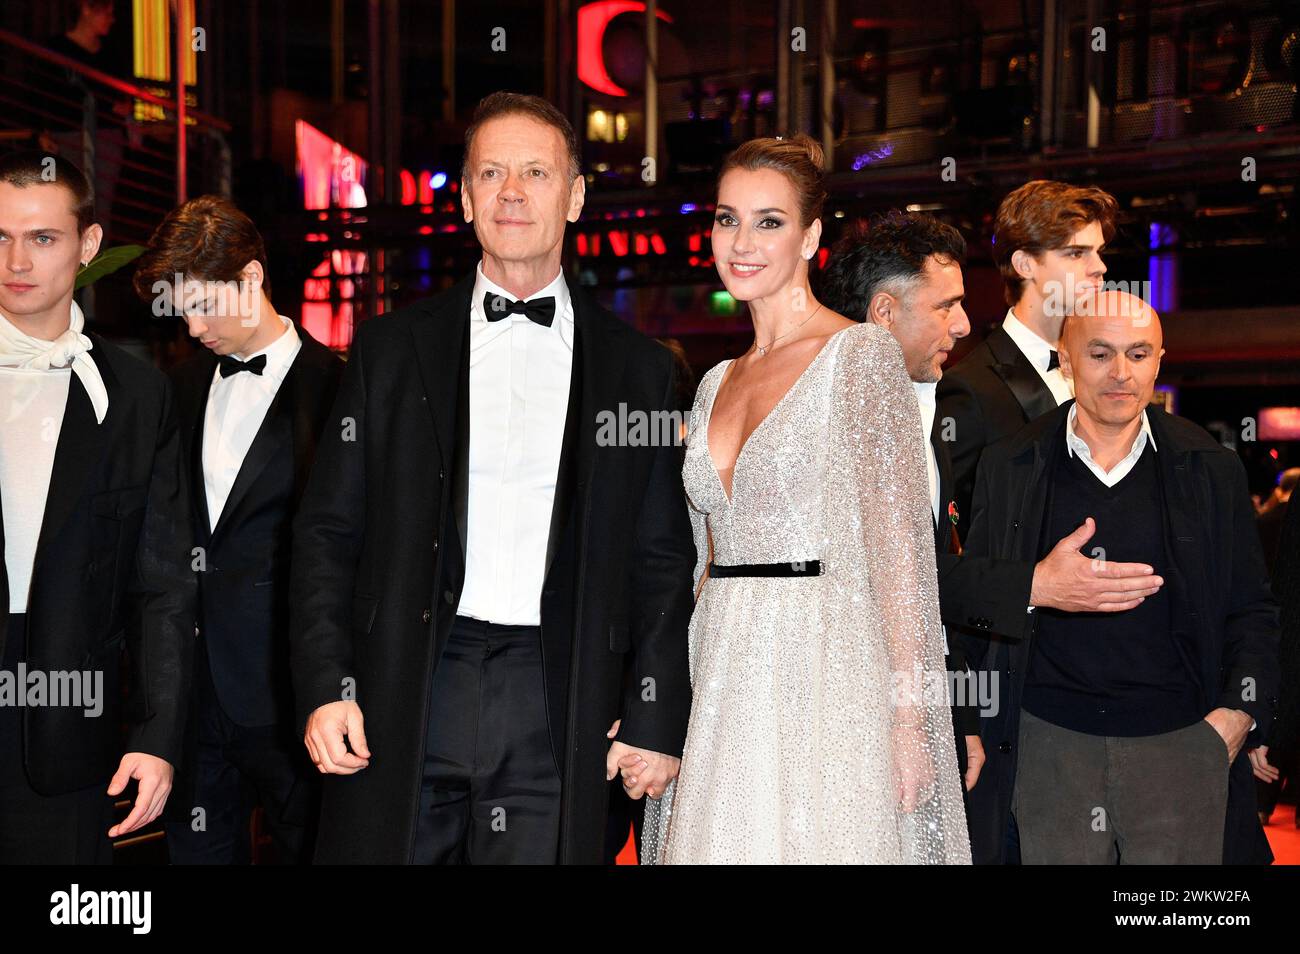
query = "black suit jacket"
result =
(936, 325, 1058, 543)
(170, 327, 343, 727)
(0, 334, 195, 794)
(960, 402, 1280, 865)
(929, 413, 1036, 739)
(289, 274, 696, 863)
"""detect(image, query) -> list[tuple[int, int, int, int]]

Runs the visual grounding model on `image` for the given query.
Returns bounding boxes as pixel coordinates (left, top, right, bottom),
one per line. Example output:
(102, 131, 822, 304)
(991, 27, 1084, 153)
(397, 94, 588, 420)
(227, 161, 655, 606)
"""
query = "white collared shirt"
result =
(457, 261, 575, 626)
(913, 379, 950, 656)
(1065, 402, 1157, 487)
(1001, 309, 1074, 406)
(203, 316, 301, 529)
(0, 356, 70, 614)
(913, 381, 940, 525)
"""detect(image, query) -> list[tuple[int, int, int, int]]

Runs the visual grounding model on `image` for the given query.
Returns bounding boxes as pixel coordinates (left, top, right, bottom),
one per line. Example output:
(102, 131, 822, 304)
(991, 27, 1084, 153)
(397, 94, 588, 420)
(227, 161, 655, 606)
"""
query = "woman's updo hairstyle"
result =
(717, 133, 827, 228)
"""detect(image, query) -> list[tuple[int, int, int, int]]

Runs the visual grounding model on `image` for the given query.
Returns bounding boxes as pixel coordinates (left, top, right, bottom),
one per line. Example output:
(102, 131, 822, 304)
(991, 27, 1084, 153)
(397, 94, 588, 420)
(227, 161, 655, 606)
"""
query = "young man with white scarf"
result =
(0, 151, 195, 863)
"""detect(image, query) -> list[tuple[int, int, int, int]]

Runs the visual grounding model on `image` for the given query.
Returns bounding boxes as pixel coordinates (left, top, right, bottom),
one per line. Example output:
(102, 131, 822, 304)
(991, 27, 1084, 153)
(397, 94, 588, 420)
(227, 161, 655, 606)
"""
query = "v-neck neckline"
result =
(704, 326, 850, 506)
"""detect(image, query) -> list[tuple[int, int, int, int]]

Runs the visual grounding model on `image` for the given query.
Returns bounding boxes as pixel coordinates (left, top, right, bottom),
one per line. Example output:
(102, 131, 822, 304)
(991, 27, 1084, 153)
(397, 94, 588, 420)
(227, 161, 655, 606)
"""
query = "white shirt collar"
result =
(1001, 309, 1058, 375)
(230, 316, 298, 383)
(913, 380, 937, 434)
(1066, 402, 1157, 469)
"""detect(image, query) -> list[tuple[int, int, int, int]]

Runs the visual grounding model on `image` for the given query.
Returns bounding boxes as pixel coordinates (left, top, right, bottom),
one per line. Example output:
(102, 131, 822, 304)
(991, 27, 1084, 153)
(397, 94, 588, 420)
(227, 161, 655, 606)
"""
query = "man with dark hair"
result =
(963, 290, 1277, 865)
(0, 150, 194, 863)
(291, 93, 694, 863)
(937, 179, 1119, 543)
(134, 195, 343, 864)
(821, 211, 1165, 822)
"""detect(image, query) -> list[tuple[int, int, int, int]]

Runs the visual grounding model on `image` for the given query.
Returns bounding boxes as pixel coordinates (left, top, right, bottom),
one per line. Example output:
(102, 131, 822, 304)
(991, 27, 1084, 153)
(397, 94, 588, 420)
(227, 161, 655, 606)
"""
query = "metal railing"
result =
(0, 27, 232, 245)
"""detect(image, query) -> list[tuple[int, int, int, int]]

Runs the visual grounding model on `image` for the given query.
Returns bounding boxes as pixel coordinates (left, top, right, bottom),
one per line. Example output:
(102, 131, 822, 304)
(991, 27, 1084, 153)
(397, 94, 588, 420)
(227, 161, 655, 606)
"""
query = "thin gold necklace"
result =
(756, 303, 823, 356)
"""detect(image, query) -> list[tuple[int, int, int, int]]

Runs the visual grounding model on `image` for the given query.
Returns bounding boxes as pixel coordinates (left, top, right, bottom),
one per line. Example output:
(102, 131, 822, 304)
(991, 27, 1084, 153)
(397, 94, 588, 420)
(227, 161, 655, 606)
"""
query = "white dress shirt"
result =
(456, 262, 574, 626)
(203, 316, 301, 529)
(0, 364, 70, 613)
(1001, 309, 1074, 406)
(913, 380, 950, 655)
(1065, 402, 1157, 487)
(913, 381, 941, 524)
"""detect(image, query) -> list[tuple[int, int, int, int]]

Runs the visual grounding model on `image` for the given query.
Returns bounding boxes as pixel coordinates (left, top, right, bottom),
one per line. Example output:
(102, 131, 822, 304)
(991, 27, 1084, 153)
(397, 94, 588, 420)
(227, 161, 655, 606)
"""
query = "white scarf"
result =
(0, 300, 108, 423)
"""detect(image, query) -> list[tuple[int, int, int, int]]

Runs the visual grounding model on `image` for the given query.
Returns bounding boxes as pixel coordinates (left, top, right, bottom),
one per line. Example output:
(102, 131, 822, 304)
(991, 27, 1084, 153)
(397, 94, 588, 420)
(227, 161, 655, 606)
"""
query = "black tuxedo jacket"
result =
(289, 274, 696, 863)
(960, 402, 1280, 865)
(0, 333, 195, 793)
(169, 327, 343, 727)
(936, 325, 1058, 543)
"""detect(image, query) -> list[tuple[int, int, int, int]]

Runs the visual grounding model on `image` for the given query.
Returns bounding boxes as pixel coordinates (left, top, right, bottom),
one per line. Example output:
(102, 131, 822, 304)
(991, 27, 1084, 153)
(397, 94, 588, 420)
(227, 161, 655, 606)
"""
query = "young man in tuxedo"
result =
(820, 212, 1164, 831)
(0, 151, 194, 863)
(962, 290, 1278, 865)
(937, 179, 1117, 543)
(133, 196, 343, 863)
(290, 92, 695, 863)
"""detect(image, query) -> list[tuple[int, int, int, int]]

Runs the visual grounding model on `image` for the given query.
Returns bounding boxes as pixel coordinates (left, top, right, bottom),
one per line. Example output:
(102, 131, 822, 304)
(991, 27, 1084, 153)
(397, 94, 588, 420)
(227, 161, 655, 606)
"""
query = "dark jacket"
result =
(289, 274, 696, 863)
(169, 326, 343, 727)
(0, 333, 196, 793)
(930, 411, 1036, 741)
(936, 325, 1058, 543)
(961, 402, 1279, 865)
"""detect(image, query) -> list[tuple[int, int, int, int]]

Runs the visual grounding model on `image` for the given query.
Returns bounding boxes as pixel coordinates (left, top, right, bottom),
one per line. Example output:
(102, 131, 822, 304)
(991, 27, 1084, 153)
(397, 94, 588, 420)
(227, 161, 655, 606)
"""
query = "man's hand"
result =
(305, 700, 371, 775)
(107, 752, 173, 838)
(1249, 745, 1279, 783)
(963, 735, 985, 792)
(1030, 517, 1164, 612)
(605, 719, 679, 800)
(1204, 707, 1254, 763)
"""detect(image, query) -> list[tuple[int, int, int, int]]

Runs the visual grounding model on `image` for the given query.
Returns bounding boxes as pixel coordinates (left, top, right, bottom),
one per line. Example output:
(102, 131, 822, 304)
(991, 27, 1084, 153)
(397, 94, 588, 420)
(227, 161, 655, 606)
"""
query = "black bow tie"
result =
(1047, 350, 1060, 371)
(484, 293, 556, 328)
(218, 353, 267, 378)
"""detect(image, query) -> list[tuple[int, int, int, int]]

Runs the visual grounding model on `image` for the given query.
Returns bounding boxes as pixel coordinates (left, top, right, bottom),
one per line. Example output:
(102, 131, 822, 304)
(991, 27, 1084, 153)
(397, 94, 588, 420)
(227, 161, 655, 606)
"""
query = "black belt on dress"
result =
(708, 560, 821, 578)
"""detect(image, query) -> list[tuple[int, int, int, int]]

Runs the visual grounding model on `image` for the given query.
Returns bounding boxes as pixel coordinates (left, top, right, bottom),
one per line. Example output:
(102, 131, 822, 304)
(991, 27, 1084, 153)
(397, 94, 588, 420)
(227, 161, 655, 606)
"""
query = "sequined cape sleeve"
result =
(825, 322, 971, 863)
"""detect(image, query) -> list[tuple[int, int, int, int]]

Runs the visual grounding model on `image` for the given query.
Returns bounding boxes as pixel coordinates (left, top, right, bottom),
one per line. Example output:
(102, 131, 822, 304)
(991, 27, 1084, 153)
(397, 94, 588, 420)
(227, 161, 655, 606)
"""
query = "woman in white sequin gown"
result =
(635, 137, 970, 864)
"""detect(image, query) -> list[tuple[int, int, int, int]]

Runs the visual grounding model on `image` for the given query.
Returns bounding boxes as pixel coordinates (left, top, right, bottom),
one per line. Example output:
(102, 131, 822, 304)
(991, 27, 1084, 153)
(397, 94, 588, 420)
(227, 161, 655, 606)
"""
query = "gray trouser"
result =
(1012, 708, 1229, 864)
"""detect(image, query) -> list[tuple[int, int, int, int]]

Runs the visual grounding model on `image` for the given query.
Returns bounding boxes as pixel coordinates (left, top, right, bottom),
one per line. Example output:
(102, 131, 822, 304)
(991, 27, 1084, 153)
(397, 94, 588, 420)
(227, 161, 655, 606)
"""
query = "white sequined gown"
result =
(641, 322, 971, 864)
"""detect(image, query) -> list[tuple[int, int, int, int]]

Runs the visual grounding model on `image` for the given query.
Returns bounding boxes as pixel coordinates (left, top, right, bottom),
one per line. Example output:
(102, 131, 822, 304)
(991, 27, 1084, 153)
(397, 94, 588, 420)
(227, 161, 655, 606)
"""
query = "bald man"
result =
(960, 290, 1280, 865)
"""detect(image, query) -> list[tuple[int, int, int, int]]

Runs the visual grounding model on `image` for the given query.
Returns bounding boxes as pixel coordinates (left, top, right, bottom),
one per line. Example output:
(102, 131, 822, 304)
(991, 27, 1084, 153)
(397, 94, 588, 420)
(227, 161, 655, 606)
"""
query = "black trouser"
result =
(412, 615, 562, 864)
(0, 613, 114, 864)
(165, 644, 319, 864)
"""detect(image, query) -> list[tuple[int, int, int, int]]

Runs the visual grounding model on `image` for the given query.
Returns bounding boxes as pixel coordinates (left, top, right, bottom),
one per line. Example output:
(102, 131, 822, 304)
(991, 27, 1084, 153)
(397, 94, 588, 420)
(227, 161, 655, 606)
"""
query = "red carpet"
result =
(616, 803, 1300, 864)
(1264, 803, 1300, 865)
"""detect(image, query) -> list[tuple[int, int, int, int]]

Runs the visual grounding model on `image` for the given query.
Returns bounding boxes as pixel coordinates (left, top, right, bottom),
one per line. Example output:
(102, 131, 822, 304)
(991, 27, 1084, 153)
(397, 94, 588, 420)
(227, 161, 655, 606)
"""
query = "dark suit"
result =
(961, 402, 1279, 865)
(164, 326, 343, 863)
(0, 334, 195, 863)
(290, 273, 695, 864)
(936, 325, 1058, 543)
(928, 411, 1036, 779)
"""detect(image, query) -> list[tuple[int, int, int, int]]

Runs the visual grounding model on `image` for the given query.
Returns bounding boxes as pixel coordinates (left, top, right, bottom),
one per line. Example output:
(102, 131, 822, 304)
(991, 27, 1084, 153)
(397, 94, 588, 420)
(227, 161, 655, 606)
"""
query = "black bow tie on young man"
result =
(218, 353, 268, 377)
(483, 292, 556, 328)
(1047, 349, 1060, 371)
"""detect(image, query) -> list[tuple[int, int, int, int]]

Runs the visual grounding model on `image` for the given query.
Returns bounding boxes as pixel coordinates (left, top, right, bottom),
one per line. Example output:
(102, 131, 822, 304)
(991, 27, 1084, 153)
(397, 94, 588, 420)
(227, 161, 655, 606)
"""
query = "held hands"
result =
(305, 700, 371, 774)
(1031, 517, 1164, 613)
(1204, 707, 1254, 764)
(107, 752, 173, 837)
(606, 719, 680, 800)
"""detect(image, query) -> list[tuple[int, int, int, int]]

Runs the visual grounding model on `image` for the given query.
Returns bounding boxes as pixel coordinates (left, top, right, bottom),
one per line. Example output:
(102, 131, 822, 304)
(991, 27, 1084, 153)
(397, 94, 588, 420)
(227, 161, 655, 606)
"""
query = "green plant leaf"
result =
(75, 244, 146, 289)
